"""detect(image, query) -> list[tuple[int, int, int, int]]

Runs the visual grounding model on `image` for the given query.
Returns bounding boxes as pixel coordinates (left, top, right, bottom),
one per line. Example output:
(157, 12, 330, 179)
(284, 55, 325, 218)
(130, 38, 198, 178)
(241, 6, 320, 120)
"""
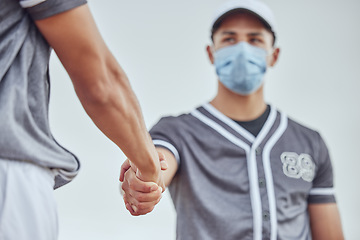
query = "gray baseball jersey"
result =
(150, 103, 335, 240)
(0, 0, 86, 188)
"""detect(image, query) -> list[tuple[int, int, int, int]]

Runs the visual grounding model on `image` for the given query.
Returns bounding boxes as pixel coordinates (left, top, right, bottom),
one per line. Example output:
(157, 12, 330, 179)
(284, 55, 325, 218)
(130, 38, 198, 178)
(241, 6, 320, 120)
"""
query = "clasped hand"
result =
(119, 152, 167, 216)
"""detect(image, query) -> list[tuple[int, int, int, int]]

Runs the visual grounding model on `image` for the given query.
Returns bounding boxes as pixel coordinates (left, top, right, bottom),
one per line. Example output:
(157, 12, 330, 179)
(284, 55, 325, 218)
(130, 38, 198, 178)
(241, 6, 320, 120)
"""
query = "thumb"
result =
(119, 159, 131, 182)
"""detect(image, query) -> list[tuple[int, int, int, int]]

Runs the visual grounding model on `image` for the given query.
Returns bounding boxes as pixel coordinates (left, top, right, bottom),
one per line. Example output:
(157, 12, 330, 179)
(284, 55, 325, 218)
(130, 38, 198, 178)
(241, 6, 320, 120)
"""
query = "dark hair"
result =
(210, 9, 276, 46)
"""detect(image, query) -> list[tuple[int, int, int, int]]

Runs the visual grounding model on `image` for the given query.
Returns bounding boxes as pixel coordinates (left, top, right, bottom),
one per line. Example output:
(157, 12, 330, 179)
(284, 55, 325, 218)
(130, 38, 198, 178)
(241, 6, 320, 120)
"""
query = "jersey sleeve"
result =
(149, 116, 183, 165)
(308, 132, 336, 204)
(19, 0, 87, 20)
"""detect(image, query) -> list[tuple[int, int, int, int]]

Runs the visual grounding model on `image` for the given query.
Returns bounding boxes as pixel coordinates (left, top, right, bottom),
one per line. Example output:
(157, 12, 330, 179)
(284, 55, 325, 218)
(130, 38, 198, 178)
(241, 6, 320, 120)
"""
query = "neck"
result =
(210, 82, 267, 121)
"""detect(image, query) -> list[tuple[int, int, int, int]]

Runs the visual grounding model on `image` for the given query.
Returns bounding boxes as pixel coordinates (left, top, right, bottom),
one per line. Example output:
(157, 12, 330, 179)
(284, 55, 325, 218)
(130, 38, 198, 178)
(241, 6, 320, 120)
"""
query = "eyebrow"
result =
(220, 31, 265, 37)
(248, 32, 264, 37)
(220, 31, 236, 36)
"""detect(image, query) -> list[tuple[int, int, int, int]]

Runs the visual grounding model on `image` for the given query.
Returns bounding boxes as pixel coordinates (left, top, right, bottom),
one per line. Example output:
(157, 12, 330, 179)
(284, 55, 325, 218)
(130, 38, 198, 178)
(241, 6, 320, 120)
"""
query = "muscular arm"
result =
(34, 5, 160, 181)
(308, 203, 344, 240)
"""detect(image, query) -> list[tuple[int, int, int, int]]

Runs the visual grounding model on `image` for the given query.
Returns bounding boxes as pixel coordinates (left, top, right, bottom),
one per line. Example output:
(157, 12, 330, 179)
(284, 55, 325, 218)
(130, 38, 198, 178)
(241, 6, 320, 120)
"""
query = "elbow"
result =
(71, 51, 131, 107)
(81, 79, 112, 105)
(75, 69, 131, 108)
(75, 78, 112, 107)
(75, 71, 139, 127)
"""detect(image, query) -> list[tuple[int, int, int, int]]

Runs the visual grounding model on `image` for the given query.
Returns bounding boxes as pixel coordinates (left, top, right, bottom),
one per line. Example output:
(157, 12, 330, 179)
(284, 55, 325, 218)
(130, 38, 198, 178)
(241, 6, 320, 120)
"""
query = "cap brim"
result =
(212, 8, 273, 35)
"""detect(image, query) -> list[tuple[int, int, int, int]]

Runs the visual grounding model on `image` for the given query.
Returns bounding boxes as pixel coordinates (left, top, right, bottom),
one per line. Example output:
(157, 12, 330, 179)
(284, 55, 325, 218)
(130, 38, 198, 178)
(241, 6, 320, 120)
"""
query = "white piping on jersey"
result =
(262, 112, 288, 240)
(191, 106, 281, 240)
(202, 103, 255, 143)
(247, 106, 277, 240)
(309, 188, 335, 195)
(153, 140, 180, 163)
(19, 0, 47, 8)
(252, 106, 277, 147)
(191, 110, 250, 150)
(191, 110, 259, 238)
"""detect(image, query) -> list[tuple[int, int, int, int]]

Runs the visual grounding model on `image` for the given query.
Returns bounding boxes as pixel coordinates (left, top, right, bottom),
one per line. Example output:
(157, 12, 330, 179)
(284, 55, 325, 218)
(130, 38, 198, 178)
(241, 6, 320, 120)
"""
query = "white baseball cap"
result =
(211, 0, 277, 42)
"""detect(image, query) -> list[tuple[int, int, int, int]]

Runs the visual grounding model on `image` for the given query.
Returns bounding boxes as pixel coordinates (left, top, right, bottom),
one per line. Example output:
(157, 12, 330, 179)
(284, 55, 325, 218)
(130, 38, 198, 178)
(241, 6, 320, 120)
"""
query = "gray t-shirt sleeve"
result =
(150, 117, 182, 164)
(20, 0, 87, 20)
(308, 132, 336, 204)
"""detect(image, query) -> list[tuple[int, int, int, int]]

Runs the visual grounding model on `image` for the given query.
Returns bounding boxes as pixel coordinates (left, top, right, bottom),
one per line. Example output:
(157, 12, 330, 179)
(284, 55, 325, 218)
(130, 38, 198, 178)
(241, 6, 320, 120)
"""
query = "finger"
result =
(160, 160, 168, 171)
(130, 204, 138, 214)
(124, 168, 158, 193)
(129, 199, 161, 216)
(122, 179, 162, 204)
(119, 159, 131, 182)
(122, 179, 162, 216)
(129, 186, 163, 203)
(159, 182, 166, 193)
(124, 194, 139, 216)
(129, 160, 138, 172)
(124, 192, 140, 215)
(123, 187, 163, 216)
(158, 151, 168, 170)
(125, 202, 138, 216)
(119, 182, 125, 196)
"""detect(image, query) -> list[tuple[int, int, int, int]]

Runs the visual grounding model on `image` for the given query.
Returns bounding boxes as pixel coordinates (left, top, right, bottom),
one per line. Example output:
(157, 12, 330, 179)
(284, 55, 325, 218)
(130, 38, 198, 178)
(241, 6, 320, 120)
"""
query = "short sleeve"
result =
(20, 0, 87, 20)
(308, 132, 336, 204)
(150, 117, 183, 165)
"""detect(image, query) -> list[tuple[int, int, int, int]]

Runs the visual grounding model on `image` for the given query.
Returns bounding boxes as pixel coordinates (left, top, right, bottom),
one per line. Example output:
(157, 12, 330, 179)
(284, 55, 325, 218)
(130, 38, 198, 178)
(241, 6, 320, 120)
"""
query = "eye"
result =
(249, 37, 267, 47)
(250, 38, 262, 44)
(223, 37, 236, 44)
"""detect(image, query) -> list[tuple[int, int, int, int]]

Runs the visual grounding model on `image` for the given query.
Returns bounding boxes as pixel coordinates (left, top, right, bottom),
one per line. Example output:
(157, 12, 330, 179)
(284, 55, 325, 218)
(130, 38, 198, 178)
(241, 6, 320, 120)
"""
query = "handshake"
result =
(119, 151, 168, 216)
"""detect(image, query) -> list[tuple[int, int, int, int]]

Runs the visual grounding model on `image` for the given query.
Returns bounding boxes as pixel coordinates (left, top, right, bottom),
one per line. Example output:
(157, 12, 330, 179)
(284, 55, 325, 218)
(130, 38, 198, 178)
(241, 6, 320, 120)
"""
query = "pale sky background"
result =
(49, 0, 360, 239)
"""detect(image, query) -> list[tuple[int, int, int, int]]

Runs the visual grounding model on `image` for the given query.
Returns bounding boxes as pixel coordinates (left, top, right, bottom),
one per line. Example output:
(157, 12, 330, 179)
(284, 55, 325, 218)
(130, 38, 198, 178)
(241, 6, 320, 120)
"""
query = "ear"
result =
(269, 47, 280, 67)
(206, 45, 215, 64)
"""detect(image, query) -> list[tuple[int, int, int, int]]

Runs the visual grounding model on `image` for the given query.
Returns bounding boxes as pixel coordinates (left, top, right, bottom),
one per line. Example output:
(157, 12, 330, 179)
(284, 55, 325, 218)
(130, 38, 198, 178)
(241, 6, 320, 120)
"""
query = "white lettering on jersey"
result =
(280, 152, 315, 182)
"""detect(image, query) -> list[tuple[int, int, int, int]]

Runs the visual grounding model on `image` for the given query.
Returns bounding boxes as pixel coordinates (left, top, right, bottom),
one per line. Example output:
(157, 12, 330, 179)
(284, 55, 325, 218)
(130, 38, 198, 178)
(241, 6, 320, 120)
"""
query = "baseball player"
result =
(0, 0, 164, 239)
(120, 0, 344, 239)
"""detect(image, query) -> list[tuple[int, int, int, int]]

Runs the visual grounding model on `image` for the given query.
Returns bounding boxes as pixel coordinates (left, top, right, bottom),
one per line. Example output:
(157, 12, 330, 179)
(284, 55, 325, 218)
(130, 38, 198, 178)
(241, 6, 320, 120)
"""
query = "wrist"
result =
(137, 162, 160, 180)
(135, 149, 161, 182)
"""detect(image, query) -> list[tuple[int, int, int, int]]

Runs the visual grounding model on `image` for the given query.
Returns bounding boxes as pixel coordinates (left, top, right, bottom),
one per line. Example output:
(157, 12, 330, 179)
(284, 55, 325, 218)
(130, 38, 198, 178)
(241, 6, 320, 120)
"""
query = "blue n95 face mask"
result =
(214, 42, 267, 95)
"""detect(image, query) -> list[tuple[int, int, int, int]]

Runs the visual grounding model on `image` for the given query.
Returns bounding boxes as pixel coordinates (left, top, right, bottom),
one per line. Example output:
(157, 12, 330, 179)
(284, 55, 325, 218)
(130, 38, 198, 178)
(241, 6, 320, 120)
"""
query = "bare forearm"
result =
(308, 203, 344, 240)
(34, 4, 160, 181)
(155, 147, 178, 187)
(76, 61, 159, 178)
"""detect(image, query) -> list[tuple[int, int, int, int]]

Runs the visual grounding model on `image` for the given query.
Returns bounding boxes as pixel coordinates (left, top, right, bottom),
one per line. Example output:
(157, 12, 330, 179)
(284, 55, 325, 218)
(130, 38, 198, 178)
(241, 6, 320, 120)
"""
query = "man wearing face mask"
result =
(120, 0, 344, 239)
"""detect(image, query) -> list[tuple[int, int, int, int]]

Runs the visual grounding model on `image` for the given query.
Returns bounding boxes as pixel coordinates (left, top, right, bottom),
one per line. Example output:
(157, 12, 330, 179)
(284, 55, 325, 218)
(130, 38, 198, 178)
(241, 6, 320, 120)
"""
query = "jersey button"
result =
(255, 147, 262, 156)
(259, 178, 266, 188)
(263, 211, 270, 221)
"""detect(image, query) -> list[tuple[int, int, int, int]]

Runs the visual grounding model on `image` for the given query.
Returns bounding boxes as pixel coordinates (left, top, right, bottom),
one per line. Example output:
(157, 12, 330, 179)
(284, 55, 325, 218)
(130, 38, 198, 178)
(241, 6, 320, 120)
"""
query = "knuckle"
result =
(137, 202, 147, 211)
(136, 202, 144, 210)
(128, 181, 135, 190)
(134, 192, 145, 202)
(141, 185, 151, 192)
(131, 199, 139, 207)
(124, 172, 130, 182)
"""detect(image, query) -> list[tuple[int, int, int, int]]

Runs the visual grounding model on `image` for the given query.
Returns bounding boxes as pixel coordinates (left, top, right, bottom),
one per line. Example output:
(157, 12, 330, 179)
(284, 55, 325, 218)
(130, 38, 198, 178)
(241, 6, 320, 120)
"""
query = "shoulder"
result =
(151, 108, 201, 132)
(150, 109, 200, 162)
(285, 114, 322, 141)
(280, 111, 328, 158)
